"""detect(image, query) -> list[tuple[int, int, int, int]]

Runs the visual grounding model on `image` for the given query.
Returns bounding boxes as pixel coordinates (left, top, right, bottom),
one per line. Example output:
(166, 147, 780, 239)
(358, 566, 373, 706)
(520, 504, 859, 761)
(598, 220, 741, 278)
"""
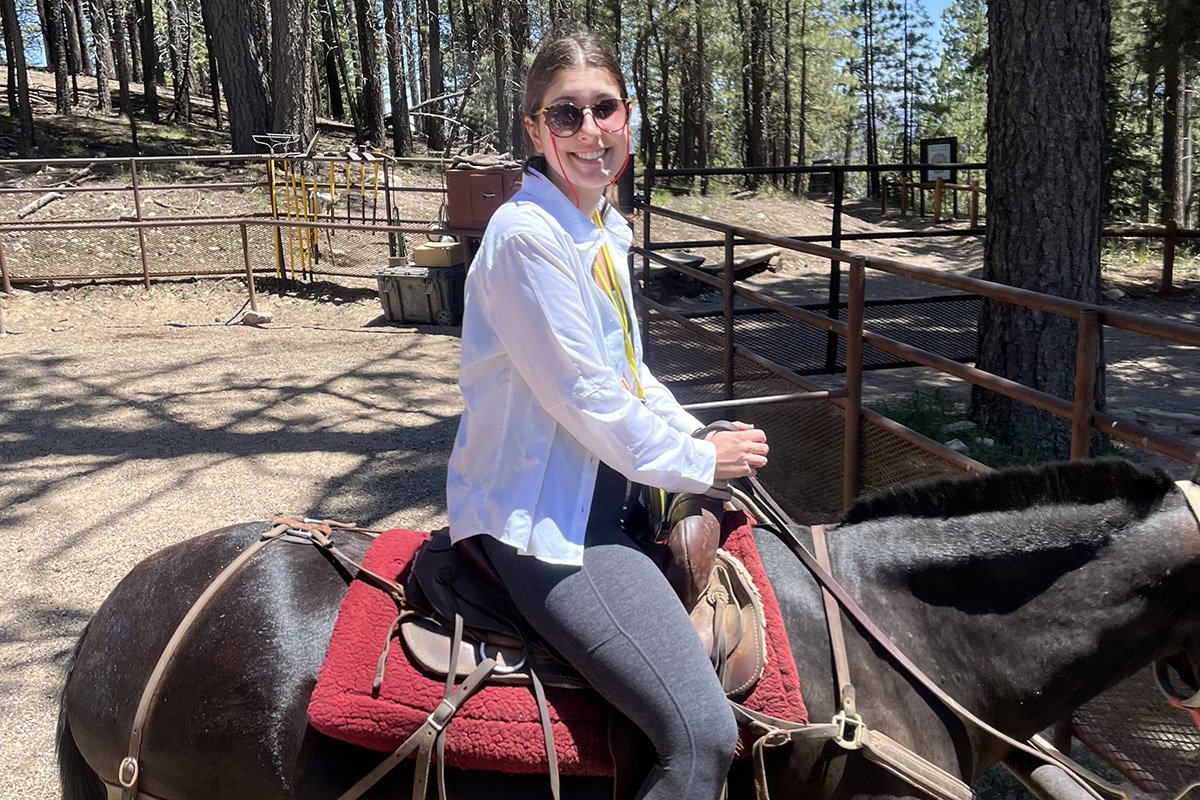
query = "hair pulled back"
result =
(521, 31, 628, 176)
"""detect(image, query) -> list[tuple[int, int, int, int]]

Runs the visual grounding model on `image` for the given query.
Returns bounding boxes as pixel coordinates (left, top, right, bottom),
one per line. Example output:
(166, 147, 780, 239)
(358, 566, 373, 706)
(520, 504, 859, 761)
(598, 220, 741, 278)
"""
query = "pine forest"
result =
(0, 0, 1197, 224)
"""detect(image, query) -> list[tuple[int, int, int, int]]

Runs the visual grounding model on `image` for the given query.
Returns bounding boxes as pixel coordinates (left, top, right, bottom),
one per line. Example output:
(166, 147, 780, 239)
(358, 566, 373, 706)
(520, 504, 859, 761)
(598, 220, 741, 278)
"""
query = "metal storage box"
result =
(375, 265, 465, 326)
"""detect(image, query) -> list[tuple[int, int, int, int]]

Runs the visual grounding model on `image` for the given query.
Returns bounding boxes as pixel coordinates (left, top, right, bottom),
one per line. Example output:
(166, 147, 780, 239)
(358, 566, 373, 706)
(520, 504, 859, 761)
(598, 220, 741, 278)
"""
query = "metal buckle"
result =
(478, 641, 526, 675)
(426, 698, 458, 732)
(832, 711, 865, 750)
(117, 757, 140, 788)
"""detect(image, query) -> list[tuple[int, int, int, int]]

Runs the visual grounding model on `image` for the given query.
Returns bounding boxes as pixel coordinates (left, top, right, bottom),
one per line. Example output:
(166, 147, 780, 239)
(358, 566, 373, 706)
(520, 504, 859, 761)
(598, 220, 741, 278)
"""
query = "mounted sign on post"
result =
(920, 137, 957, 184)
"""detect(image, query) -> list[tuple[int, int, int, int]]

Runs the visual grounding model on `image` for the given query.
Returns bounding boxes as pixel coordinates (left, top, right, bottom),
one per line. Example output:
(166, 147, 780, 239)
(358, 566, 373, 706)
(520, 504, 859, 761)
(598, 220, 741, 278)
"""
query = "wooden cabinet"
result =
(445, 168, 522, 230)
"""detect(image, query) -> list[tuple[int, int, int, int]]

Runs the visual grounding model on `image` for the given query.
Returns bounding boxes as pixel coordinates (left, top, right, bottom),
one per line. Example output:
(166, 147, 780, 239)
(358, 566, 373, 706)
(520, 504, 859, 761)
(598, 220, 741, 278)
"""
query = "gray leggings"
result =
(478, 466, 738, 800)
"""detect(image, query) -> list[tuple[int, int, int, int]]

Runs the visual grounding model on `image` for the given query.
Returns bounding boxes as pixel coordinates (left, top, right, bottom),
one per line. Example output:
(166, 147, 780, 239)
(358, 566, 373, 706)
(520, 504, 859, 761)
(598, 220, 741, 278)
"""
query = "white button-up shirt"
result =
(446, 169, 717, 565)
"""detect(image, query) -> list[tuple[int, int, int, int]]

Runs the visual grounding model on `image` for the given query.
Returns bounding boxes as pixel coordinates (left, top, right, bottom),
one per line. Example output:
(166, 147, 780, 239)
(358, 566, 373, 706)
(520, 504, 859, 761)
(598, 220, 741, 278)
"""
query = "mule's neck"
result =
(835, 490, 1200, 765)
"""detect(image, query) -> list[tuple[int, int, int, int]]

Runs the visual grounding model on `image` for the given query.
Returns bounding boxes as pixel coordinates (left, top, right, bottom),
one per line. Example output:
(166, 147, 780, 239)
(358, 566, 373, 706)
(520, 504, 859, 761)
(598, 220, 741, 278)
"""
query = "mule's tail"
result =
(57, 622, 107, 800)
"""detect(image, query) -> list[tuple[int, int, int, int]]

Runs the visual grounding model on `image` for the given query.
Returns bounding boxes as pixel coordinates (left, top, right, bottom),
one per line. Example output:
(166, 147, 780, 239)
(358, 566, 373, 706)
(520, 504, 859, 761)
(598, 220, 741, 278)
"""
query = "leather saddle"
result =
(400, 491, 768, 699)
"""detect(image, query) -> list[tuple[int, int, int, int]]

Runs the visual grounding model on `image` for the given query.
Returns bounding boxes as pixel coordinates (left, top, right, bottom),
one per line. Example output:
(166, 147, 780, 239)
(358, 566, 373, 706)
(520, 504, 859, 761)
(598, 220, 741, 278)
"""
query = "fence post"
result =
(1070, 309, 1100, 460)
(723, 229, 735, 401)
(825, 170, 844, 373)
(129, 158, 151, 290)
(642, 163, 655, 349)
(933, 177, 944, 223)
(842, 256, 867, 512)
(900, 174, 909, 218)
(0, 238, 11, 295)
(0, 241, 7, 336)
(240, 223, 258, 312)
(969, 181, 979, 228)
(1161, 219, 1177, 296)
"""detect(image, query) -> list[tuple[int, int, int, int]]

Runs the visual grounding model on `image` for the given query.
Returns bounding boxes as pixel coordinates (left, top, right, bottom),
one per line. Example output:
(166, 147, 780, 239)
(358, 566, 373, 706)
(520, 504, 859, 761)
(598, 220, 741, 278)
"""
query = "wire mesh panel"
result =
(2, 227, 143, 280)
(1073, 669, 1200, 795)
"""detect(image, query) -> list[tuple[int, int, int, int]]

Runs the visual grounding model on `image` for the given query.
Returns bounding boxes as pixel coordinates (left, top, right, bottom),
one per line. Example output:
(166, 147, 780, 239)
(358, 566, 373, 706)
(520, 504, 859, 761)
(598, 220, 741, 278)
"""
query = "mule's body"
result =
(59, 461, 1200, 800)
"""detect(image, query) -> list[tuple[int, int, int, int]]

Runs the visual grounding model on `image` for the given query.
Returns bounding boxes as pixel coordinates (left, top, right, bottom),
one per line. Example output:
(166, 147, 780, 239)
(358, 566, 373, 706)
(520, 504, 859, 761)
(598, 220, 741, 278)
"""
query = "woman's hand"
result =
(707, 421, 769, 480)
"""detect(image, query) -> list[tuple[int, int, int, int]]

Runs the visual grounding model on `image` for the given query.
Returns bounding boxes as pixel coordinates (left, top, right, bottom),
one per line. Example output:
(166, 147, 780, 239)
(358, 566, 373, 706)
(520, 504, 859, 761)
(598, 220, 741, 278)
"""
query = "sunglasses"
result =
(535, 98, 630, 138)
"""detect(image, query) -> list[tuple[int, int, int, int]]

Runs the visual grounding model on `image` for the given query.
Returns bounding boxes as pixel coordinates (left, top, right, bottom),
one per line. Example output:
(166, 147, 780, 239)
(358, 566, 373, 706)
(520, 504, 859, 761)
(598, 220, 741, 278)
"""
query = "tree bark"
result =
(126, 7, 140, 83)
(204, 28, 221, 128)
(72, 0, 92, 74)
(490, 0, 508, 153)
(424, 0, 444, 151)
(318, 2, 343, 119)
(199, 0, 271, 151)
(43, 0, 73, 111)
(90, 0, 114, 109)
(322, 0, 361, 135)
(164, 0, 192, 121)
(794, 0, 808, 194)
(1, 0, 35, 151)
(507, 0, 527, 157)
(382, 0, 411, 153)
(110, 0, 133, 115)
(270, 0, 316, 144)
(136, 0, 159, 119)
(1160, 49, 1188, 227)
(352, 0, 385, 145)
(974, 0, 1109, 458)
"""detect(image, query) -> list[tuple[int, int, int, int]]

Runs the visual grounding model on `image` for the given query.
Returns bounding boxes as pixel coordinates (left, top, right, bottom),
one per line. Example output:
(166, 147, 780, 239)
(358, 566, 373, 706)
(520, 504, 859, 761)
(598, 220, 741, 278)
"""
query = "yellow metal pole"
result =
(284, 159, 298, 279)
(267, 158, 284, 277)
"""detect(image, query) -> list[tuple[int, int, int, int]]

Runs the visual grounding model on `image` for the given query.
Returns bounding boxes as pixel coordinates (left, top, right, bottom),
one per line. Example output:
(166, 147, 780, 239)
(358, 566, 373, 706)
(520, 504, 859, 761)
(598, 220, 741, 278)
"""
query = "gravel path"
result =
(1, 288, 461, 800)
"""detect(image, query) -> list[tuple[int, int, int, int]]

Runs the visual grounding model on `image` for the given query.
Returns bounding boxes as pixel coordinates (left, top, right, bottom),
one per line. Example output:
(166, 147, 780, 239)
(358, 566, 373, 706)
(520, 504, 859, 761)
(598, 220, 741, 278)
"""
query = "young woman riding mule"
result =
(444, 30, 769, 800)
(58, 459, 1200, 800)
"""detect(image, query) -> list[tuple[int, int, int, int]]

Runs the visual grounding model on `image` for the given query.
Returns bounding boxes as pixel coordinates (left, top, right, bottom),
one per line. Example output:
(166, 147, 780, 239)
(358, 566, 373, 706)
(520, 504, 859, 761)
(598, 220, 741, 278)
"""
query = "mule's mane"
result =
(844, 458, 1175, 524)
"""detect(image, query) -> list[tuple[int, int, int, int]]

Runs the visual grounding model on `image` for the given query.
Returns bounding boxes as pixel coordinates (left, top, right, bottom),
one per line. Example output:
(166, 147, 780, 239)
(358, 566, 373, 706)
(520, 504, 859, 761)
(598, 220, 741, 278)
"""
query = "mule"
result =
(58, 459, 1200, 800)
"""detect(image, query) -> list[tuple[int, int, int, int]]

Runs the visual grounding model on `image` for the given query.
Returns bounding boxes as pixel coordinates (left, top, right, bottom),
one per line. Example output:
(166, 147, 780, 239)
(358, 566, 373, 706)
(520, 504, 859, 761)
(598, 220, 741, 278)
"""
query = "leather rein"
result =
(732, 476, 1200, 800)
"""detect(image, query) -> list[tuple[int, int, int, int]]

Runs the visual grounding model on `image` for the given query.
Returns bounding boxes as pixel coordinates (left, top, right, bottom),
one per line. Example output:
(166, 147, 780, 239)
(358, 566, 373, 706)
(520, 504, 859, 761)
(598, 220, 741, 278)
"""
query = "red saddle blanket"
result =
(308, 511, 807, 776)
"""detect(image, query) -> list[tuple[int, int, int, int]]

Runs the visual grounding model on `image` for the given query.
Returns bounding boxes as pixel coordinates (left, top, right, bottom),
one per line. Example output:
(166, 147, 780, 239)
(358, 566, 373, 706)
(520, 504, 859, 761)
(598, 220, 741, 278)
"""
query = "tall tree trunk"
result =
(973, 0, 1109, 458)
(318, 3, 343, 119)
(490, 0, 508, 154)
(64, 0, 84, 73)
(507, 0, 527, 157)
(1160, 50, 1188, 227)
(382, 0, 411, 153)
(44, 0, 73, 111)
(424, 0, 444, 151)
(270, 0, 315, 143)
(90, 0, 115, 108)
(322, 0, 361, 135)
(204, 28, 221, 128)
(352, 0, 385, 145)
(164, 0, 192, 121)
(136, 0, 159, 119)
(199, 0, 271, 151)
(110, 0, 131, 115)
(794, 0, 808, 193)
(0, 0, 35, 151)
(1139, 70, 1155, 223)
(73, 0, 93, 74)
(400, 0, 420, 123)
(782, 0, 791, 169)
(126, 7, 141, 83)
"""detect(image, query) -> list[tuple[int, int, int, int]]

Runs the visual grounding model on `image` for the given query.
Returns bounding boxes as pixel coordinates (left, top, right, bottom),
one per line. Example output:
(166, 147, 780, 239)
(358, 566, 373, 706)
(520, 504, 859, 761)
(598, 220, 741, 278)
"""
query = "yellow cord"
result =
(592, 210, 644, 398)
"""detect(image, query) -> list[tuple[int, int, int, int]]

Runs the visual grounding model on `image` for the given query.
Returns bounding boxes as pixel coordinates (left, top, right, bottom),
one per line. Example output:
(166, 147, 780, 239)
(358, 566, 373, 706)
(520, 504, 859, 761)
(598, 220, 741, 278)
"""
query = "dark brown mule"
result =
(58, 459, 1200, 800)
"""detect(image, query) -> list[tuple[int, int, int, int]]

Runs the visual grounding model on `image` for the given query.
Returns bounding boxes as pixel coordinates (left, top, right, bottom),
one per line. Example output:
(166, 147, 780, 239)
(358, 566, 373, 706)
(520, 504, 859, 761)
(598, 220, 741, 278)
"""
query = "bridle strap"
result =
(118, 522, 291, 800)
(736, 477, 1133, 800)
(812, 524, 856, 718)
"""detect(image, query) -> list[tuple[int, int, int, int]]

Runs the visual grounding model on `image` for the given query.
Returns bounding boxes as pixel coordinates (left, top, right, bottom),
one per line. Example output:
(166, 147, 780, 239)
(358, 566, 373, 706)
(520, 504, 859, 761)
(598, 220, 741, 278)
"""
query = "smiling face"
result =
(524, 66, 628, 210)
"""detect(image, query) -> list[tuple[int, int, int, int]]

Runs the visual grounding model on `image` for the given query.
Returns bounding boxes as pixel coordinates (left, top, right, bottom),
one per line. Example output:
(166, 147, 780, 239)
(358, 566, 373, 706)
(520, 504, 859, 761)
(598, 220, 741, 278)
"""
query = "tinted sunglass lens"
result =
(547, 105, 583, 136)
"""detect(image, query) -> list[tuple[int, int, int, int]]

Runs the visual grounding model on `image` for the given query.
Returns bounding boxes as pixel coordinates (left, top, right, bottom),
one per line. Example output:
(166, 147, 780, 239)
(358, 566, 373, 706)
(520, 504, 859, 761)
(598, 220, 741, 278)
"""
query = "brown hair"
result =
(521, 31, 628, 177)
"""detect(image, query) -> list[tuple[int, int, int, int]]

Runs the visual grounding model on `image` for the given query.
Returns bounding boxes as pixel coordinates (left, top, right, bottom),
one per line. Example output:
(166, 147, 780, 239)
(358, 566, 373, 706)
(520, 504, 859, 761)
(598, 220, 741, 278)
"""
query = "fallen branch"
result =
(17, 192, 66, 218)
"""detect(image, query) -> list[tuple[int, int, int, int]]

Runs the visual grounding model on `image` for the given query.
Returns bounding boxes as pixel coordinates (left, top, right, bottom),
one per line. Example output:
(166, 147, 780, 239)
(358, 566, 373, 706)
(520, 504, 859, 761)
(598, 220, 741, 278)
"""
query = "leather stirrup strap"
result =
(812, 525, 856, 717)
(338, 614, 496, 800)
(118, 523, 290, 800)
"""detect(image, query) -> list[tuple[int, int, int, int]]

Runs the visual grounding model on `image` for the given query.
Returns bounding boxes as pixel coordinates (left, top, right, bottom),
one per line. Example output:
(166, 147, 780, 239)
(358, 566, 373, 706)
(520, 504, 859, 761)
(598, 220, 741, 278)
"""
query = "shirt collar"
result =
(518, 167, 608, 244)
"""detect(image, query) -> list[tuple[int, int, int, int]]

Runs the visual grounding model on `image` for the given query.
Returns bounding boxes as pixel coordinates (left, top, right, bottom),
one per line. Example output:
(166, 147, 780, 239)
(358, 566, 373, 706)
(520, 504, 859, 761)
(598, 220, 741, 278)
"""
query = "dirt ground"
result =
(3, 187, 1199, 800)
